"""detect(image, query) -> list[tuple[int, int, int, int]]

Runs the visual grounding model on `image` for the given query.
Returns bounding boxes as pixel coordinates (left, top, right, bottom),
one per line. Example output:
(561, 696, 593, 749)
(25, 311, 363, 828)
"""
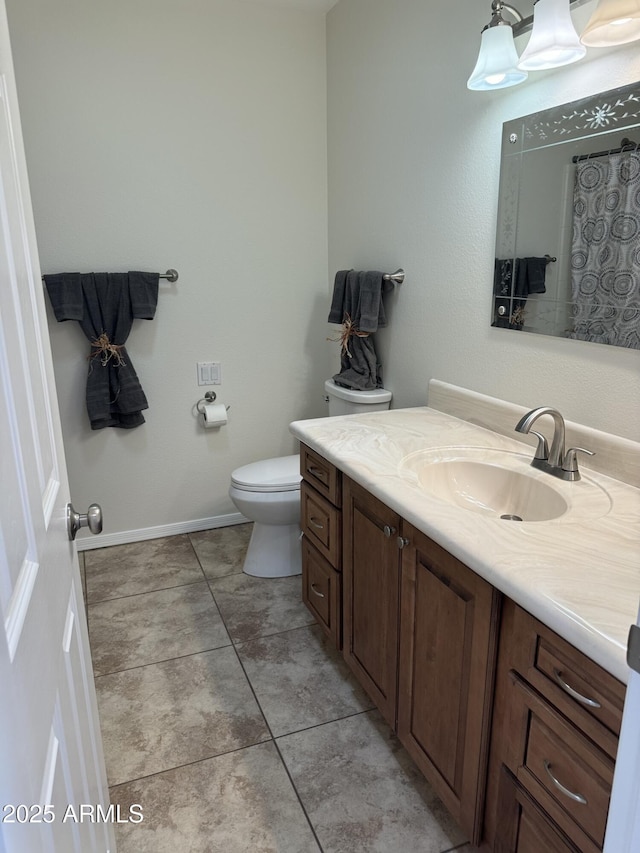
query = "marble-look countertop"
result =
(290, 406, 640, 684)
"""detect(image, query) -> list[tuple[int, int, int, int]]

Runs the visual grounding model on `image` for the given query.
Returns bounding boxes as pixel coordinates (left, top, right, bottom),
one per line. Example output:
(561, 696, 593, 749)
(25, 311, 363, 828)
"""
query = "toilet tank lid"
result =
(231, 454, 301, 491)
(325, 379, 392, 404)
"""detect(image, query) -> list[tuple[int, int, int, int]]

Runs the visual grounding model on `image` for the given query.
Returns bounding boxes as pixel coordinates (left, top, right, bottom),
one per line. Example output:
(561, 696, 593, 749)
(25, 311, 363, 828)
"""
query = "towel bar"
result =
(383, 269, 405, 284)
(42, 268, 179, 282)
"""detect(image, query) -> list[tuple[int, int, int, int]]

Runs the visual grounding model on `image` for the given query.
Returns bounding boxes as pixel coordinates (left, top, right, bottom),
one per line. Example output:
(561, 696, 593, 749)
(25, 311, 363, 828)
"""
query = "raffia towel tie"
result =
(327, 313, 369, 358)
(88, 332, 126, 367)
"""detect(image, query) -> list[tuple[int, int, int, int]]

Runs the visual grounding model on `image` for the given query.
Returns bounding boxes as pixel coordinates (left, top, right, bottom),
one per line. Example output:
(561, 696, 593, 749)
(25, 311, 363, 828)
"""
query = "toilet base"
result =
(242, 521, 302, 578)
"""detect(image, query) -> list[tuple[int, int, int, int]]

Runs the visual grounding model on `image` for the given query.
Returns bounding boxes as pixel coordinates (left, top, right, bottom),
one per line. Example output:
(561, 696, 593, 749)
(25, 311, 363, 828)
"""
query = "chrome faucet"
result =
(514, 407, 594, 481)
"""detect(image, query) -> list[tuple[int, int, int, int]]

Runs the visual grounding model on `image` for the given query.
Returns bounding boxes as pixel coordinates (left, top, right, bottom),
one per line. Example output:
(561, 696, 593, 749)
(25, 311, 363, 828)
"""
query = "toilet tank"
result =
(324, 379, 392, 416)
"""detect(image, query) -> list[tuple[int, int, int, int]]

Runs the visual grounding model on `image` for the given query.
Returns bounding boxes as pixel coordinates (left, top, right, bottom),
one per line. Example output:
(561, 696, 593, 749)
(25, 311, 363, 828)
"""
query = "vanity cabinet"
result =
(483, 599, 625, 853)
(297, 447, 626, 853)
(398, 523, 501, 844)
(300, 444, 342, 648)
(342, 477, 402, 730)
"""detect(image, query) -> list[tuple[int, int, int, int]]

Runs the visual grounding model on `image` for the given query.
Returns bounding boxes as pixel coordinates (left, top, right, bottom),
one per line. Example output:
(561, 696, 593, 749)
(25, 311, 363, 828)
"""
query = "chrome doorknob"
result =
(66, 503, 103, 541)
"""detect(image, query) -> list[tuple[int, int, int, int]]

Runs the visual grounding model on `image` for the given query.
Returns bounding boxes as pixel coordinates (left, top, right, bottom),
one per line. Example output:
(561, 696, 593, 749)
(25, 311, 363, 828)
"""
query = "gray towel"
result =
(44, 271, 159, 429)
(332, 336, 382, 391)
(327, 269, 391, 332)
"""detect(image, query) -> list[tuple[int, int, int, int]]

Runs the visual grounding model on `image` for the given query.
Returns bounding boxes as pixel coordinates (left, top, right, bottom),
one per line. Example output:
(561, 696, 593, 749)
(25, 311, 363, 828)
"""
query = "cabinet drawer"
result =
(494, 765, 584, 853)
(522, 714, 612, 849)
(302, 536, 342, 649)
(510, 674, 614, 852)
(301, 481, 341, 568)
(301, 444, 341, 507)
(509, 602, 624, 755)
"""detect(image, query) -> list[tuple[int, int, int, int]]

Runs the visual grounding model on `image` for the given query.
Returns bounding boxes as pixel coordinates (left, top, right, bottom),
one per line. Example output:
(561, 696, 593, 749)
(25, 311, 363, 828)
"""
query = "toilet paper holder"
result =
(196, 391, 231, 414)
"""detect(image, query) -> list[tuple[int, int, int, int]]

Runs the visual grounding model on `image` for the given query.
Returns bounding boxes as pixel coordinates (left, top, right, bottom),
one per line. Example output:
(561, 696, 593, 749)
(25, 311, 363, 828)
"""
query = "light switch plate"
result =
(197, 362, 221, 386)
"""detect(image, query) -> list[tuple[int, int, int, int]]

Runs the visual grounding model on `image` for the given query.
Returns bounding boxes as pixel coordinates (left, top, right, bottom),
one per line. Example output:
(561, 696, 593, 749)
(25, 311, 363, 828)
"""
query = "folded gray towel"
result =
(327, 269, 391, 332)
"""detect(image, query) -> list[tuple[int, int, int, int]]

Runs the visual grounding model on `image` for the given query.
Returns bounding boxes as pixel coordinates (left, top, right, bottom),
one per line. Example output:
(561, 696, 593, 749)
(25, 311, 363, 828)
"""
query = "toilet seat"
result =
(230, 454, 301, 493)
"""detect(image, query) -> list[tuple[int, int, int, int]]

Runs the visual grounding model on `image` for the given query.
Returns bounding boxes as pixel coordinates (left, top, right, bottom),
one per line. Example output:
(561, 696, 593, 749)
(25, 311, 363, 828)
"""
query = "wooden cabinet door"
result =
(397, 522, 501, 845)
(343, 478, 401, 729)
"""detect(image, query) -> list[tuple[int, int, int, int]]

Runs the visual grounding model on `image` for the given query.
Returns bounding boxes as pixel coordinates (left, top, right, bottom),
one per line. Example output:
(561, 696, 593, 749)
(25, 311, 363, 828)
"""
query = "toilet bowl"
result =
(229, 380, 392, 578)
(229, 455, 302, 578)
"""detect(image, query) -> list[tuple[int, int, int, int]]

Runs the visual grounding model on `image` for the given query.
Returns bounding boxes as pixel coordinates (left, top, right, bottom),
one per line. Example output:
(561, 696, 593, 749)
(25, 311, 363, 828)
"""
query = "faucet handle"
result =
(562, 447, 595, 475)
(529, 430, 549, 461)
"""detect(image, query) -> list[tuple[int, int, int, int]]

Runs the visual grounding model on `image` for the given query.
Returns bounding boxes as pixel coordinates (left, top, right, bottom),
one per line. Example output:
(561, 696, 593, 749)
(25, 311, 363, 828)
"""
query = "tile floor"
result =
(81, 524, 473, 853)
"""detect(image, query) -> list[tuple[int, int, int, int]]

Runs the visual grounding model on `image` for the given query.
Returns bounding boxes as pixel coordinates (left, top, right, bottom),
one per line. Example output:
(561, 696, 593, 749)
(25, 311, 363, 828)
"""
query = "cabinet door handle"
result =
(383, 525, 397, 538)
(310, 583, 325, 599)
(309, 517, 324, 530)
(553, 668, 601, 709)
(543, 760, 587, 805)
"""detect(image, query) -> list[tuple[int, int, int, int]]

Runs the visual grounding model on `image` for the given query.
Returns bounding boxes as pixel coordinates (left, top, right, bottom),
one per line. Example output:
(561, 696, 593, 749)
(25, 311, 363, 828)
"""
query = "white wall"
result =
(326, 0, 640, 441)
(6, 0, 328, 539)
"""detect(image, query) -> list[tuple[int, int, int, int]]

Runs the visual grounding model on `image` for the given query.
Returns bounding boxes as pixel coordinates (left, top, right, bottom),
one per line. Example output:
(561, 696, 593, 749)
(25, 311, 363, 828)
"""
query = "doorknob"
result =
(66, 503, 103, 541)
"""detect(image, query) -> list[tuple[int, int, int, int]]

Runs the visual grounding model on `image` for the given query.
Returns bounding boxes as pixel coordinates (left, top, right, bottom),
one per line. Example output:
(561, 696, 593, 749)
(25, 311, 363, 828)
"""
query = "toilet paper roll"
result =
(202, 402, 228, 428)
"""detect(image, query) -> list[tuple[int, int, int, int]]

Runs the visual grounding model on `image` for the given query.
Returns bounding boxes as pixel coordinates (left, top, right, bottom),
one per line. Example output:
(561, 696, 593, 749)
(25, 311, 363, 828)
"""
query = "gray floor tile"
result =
(85, 535, 204, 603)
(95, 647, 270, 786)
(110, 742, 320, 853)
(88, 582, 231, 676)
(208, 572, 314, 642)
(277, 710, 467, 853)
(237, 624, 374, 736)
(78, 552, 86, 606)
(189, 523, 253, 579)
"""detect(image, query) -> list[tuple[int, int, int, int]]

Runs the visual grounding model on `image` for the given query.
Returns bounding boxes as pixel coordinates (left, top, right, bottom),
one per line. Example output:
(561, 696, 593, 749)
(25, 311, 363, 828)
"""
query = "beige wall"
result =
(7, 0, 329, 541)
(326, 0, 640, 440)
(7, 0, 640, 544)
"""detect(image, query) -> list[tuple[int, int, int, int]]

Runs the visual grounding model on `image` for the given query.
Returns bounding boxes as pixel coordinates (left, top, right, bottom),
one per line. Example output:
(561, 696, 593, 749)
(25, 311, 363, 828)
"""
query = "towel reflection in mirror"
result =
(493, 256, 548, 330)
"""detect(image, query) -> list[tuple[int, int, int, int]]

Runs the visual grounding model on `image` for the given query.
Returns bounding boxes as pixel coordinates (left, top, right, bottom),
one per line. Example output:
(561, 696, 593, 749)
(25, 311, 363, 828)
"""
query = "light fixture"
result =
(581, 0, 640, 46)
(518, 0, 586, 70)
(467, 0, 528, 90)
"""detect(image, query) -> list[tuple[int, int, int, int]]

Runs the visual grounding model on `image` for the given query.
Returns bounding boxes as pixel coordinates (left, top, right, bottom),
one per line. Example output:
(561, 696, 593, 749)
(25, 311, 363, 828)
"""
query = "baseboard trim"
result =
(76, 512, 250, 551)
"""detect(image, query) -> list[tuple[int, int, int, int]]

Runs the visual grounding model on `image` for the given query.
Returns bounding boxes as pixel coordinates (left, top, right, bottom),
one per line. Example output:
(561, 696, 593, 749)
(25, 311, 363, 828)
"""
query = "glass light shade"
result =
(518, 0, 587, 70)
(581, 0, 640, 46)
(467, 25, 528, 90)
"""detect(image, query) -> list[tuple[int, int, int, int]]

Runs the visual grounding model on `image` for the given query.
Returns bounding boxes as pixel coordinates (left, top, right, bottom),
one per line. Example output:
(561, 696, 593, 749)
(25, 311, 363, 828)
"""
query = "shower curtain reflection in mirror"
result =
(570, 150, 640, 349)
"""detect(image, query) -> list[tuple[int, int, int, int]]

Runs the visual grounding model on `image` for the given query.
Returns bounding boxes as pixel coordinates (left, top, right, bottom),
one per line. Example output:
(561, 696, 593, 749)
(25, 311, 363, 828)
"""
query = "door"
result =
(342, 477, 401, 729)
(603, 601, 640, 853)
(0, 5, 113, 852)
(397, 523, 501, 845)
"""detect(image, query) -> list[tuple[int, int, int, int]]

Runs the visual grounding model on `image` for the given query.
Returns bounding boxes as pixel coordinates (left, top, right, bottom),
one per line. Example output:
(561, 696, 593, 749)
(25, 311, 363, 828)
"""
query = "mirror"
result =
(492, 82, 640, 349)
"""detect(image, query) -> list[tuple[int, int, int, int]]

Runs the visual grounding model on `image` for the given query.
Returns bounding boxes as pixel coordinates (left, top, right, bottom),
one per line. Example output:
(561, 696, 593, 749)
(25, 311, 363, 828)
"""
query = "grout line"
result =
(86, 576, 207, 606)
(92, 641, 234, 679)
(273, 707, 376, 742)
(107, 736, 274, 791)
(227, 633, 325, 853)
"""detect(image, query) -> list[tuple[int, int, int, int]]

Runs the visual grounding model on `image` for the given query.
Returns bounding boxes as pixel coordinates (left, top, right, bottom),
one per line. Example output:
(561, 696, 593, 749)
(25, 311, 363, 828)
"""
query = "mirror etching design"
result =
(493, 82, 640, 349)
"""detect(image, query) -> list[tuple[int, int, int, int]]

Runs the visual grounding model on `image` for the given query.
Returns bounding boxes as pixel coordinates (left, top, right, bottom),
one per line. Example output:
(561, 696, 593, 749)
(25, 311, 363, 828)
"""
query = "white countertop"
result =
(290, 405, 640, 684)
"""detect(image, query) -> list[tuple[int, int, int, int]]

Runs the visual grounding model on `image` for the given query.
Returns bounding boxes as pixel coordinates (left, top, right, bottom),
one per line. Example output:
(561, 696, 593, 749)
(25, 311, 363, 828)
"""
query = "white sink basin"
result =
(399, 447, 612, 523)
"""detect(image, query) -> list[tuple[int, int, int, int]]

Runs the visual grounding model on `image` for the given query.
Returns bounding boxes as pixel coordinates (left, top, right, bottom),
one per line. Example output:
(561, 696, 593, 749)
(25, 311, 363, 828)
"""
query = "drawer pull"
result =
(309, 517, 325, 530)
(308, 465, 327, 479)
(543, 760, 588, 805)
(310, 583, 325, 599)
(553, 668, 602, 709)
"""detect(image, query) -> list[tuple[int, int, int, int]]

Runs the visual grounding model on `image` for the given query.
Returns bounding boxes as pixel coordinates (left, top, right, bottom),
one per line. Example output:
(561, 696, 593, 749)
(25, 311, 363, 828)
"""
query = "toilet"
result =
(229, 379, 392, 578)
